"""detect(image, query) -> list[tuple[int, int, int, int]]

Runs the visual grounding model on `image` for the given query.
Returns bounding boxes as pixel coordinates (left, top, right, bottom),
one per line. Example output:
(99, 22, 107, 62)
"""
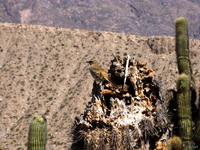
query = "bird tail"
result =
(107, 77, 119, 89)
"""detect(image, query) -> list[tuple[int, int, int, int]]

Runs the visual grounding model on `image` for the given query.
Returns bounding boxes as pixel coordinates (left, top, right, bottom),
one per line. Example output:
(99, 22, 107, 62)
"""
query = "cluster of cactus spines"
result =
(167, 136, 182, 150)
(175, 16, 192, 149)
(28, 114, 47, 150)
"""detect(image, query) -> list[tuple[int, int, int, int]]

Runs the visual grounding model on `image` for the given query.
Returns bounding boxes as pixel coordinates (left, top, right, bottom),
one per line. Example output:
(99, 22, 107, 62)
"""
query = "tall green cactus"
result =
(28, 114, 47, 150)
(175, 16, 190, 76)
(177, 73, 192, 149)
(175, 17, 192, 150)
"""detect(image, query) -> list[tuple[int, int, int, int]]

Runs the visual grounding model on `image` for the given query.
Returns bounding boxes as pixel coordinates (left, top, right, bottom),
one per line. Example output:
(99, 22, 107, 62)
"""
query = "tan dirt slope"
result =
(0, 23, 199, 149)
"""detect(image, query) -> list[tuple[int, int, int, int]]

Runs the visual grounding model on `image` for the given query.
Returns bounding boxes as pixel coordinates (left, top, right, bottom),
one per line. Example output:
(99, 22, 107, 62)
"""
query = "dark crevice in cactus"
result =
(190, 79, 198, 122)
(193, 82, 200, 147)
(71, 125, 85, 150)
(191, 88, 198, 123)
(104, 95, 111, 114)
(166, 89, 179, 136)
(138, 118, 158, 150)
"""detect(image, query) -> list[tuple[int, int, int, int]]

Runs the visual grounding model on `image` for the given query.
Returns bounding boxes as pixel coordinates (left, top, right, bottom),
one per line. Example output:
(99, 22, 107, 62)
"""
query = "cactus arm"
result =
(177, 73, 192, 149)
(175, 16, 190, 76)
(28, 114, 47, 150)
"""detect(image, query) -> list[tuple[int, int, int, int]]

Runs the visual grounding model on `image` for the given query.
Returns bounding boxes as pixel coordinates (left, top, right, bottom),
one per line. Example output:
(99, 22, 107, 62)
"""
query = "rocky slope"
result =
(0, 23, 199, 149)
(0, 0, 200, 39)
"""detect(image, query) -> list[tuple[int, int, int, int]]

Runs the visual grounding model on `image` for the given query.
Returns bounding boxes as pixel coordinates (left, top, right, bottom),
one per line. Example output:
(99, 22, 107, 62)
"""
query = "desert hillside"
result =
(0, 23, 199, 149)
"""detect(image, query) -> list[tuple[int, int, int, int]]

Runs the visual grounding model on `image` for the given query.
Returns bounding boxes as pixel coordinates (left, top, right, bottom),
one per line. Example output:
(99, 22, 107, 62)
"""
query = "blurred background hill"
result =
(0, 0, 200, 39)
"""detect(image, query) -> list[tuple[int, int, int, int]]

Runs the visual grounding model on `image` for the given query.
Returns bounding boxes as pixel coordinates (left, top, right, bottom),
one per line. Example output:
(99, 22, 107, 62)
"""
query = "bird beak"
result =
(86, 61, 91, 64)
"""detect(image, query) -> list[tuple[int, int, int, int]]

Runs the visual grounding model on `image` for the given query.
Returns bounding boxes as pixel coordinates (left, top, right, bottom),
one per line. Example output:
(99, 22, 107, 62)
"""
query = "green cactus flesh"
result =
(177, 73, 192, 149)
(167, 136, 182, 150)
(172, 136, 182, 150)
(175, 16, 190, 76)
(28, 114, 47, 150)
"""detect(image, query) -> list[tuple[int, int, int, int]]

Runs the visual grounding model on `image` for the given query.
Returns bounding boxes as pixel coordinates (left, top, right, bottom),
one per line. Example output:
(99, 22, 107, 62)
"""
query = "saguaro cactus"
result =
(28, 114, 47, 150)
(175, 17, 192, 149)
(177, 73, 192, 149)
(175, 16, 190, 76)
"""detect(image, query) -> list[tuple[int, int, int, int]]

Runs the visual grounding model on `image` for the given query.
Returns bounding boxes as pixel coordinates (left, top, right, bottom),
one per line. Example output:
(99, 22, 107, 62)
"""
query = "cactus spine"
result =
(175, 17, 192, 149)
(28, 114, 47, 150)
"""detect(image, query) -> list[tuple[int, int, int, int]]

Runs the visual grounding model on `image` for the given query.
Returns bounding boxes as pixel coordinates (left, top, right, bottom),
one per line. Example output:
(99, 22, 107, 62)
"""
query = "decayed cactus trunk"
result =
(175, 17, 192, 149)
(28, 114, 47, 150)
(72, 56, 169, 150)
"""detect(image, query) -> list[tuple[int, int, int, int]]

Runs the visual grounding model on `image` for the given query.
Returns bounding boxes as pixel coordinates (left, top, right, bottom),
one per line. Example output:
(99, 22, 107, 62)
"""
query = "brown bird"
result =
(87, 60, 118, 88)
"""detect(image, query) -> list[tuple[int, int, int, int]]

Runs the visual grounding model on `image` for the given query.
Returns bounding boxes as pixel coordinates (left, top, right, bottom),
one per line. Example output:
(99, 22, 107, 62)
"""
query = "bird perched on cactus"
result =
(87, 59, 118, 88)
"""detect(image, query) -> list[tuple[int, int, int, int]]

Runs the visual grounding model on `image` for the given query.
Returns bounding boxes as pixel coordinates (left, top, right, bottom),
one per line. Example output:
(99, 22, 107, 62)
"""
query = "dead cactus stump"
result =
(72, 56, 169, 150)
